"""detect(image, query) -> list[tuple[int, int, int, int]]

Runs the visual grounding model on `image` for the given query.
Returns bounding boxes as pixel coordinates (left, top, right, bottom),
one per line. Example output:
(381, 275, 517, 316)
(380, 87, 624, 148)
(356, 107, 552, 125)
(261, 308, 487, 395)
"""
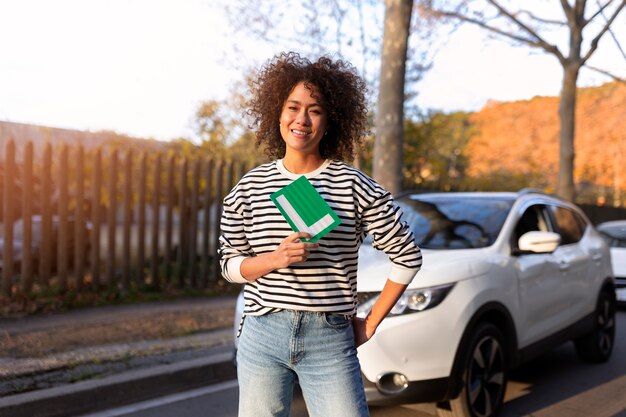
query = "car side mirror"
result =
(518, 231, 561, 254)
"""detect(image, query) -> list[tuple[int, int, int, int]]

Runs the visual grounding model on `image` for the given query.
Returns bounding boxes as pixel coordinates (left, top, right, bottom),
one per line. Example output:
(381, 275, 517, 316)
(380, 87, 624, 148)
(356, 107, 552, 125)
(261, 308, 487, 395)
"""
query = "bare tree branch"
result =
(585, 64, 626, 84)
(584, 0, 615, 24)
(581, 0, 626, 64)
(486, 0, 548, 40)
(516, 10, 567, 26)
(560, 0, 574, 21)
(596, 0, 626, 62)
(573, 0, 587, 24)
(432, 3, 566, 62)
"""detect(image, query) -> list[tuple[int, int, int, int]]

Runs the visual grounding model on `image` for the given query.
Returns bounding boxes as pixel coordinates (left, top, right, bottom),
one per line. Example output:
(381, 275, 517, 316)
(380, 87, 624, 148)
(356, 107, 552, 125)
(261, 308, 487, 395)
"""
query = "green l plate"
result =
(270, 176, 341, 242)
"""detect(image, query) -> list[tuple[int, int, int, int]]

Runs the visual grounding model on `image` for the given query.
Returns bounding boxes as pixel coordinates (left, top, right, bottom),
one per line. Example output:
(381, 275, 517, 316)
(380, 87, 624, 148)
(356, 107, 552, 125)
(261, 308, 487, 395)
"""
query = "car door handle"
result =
(591, 254, 602, 262)
(559, 261, 570, 271)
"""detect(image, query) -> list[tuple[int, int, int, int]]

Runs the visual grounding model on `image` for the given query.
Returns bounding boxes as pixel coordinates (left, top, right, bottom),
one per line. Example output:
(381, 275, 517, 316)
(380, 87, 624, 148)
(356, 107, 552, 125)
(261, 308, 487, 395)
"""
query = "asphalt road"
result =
(81, 310, 626, 417)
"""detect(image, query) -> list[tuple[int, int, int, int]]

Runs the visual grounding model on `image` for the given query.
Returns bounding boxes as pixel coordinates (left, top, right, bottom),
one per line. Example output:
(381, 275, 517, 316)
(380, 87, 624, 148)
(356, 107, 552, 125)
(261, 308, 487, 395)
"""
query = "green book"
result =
(270, 176, 341, 242)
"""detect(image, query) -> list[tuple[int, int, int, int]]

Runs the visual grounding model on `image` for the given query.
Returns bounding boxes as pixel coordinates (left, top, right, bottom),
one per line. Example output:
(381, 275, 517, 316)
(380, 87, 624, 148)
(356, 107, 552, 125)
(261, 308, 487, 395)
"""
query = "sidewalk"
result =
(0, 296, 238, 417)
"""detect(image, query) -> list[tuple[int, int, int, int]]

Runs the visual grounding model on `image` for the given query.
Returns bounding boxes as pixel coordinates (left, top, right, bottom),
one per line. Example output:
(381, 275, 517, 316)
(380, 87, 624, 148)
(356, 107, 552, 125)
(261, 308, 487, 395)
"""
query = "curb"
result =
(0, 347, 236, 417)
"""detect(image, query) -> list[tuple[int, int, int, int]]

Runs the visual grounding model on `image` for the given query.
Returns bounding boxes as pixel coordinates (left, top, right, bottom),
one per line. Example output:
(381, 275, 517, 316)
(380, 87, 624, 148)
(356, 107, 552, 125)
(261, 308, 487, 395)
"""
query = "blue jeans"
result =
(237, 310, 369, 417)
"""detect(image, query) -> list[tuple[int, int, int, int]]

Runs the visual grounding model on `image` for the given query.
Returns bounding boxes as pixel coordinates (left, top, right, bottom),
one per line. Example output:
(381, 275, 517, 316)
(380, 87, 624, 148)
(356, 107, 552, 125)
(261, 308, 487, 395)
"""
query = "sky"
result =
(1, 0, 625, 142)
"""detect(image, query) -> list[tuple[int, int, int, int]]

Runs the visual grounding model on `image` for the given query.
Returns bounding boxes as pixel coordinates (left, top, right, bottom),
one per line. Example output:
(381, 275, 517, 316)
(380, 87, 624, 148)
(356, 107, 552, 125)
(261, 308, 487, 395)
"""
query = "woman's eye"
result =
(288, 106, 298, 111)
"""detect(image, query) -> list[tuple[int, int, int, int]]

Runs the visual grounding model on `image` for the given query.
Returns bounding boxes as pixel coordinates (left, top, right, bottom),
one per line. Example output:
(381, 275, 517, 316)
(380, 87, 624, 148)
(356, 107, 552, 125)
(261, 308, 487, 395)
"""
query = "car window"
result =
(550, 206, 584, 245)
(397, 196, 513, 249)
(599, 232, 626, 248)
(598, 223, 626, 248)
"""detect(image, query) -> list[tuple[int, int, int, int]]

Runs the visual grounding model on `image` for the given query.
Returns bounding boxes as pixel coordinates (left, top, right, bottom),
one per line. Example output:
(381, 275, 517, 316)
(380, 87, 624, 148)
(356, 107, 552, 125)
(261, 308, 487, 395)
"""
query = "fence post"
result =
(39, 142, 52, 288)
(164, 154, 175, 284)
(189, 158, 200, 287)
(227, 160, 236, 190)
(2, 139, 15, 295)
(106, 149, 118, 287)
(212, 160, 224, 282)
(137, 152, 147, 286)
(75, 145, 86, 289)
(22, 141, 34, 292)
(177, 158, 188, 288)
(201, 159, 214, 287)
(90, 148, 102, 288)
(122, 150, 133, 289)
(57, 143, 69, 291)
(150, 154, 161, 288)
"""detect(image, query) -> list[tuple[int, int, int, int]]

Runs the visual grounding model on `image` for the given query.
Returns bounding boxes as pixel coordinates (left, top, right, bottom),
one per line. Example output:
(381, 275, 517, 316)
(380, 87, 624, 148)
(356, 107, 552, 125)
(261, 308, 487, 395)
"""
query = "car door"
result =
(548, 205, 598, 321)
(513, 203, 572, 347)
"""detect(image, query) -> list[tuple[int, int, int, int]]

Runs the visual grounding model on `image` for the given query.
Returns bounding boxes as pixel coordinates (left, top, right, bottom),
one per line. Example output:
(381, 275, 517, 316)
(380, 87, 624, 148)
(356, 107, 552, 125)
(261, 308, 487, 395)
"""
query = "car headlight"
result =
(356, 283, 455, 318)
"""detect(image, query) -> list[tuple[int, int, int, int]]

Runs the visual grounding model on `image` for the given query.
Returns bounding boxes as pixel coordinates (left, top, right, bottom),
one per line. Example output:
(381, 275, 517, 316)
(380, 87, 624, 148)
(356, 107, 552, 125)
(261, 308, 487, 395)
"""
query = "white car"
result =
(597, 220, 626, 304)
(233, 190, 616, 417)
(356, 190, 615, 417)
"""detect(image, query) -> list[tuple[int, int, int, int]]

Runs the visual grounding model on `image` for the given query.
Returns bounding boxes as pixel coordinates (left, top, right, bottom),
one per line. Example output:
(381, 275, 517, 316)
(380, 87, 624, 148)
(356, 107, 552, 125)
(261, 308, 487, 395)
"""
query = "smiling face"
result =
(279, 81, 328, 159)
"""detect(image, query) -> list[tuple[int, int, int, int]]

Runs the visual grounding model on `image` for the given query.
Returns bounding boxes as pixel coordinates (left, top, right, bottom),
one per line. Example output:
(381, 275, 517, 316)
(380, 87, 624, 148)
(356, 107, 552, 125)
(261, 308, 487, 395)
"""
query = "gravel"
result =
(0, 298, 236, 396)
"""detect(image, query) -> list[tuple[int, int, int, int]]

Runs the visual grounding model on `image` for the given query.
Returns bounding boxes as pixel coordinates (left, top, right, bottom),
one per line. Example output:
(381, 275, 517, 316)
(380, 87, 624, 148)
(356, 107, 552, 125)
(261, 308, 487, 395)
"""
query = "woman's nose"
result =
(296, 110, 311, 125)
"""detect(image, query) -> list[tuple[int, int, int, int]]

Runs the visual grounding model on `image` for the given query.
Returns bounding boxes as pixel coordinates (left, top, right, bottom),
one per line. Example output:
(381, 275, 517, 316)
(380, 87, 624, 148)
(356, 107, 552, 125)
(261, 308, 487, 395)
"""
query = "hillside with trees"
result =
(466, 81, 625, 205)
(2, 82, 624, 207)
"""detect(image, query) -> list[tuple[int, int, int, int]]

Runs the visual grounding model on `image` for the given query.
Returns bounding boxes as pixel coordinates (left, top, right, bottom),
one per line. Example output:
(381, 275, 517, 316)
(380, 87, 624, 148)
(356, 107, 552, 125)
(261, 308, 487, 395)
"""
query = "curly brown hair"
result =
(247, 52, 369, 162)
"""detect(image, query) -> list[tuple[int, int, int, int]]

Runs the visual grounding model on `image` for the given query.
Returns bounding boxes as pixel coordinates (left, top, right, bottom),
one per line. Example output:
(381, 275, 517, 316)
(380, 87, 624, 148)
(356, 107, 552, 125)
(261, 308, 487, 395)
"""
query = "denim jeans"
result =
(237, 310, 369, 417)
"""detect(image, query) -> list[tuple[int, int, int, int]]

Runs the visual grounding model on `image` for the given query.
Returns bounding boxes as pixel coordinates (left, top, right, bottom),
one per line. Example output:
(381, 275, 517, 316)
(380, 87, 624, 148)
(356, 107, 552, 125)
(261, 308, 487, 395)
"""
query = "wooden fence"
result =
(0, 139, 246, 297)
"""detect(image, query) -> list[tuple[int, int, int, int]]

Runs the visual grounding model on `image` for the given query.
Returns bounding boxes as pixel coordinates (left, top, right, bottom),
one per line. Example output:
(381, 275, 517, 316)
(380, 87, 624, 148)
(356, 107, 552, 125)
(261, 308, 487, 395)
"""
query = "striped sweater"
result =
(218, 159, 422, 317)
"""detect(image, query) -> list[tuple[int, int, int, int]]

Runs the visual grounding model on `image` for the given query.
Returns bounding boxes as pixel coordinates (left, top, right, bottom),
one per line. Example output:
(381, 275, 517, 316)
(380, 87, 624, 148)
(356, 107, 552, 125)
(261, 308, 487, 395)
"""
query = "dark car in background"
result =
(597, 220, 626, 305)
(0, 215, 91, 277)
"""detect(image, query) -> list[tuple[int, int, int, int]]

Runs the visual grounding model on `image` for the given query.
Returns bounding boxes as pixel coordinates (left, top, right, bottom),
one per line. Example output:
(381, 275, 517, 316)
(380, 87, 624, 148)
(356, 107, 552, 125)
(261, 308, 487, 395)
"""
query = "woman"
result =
(219, 52, 422, 417)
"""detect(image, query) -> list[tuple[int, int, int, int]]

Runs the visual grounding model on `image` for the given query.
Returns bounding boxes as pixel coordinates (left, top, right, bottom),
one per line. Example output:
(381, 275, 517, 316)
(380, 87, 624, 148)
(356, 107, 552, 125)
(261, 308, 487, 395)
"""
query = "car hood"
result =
(356, 244, 492, 292)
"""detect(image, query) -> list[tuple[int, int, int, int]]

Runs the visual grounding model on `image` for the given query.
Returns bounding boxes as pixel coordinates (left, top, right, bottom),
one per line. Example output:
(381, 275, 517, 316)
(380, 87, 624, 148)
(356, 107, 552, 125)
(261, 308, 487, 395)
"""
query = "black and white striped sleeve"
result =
(360, 181, 422, 285)
(218, 190, 253, 284)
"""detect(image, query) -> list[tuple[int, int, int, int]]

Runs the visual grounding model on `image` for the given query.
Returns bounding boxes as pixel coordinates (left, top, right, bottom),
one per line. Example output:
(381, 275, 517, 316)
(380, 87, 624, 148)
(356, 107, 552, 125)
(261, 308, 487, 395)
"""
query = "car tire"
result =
(436, 322, 507, 417)
(574, 289, 616, 363)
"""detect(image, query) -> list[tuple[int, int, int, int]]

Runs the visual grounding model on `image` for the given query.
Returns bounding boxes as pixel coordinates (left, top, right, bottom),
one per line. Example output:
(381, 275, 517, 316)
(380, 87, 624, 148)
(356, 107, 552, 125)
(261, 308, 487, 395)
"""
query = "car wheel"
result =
(437, 323, 507, 417)
(574, 290, 616, 363)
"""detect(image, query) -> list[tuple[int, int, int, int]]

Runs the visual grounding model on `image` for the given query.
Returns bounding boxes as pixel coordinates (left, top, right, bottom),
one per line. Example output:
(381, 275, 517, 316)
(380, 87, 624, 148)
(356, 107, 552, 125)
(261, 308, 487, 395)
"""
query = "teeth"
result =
(292, 129, 307, 135)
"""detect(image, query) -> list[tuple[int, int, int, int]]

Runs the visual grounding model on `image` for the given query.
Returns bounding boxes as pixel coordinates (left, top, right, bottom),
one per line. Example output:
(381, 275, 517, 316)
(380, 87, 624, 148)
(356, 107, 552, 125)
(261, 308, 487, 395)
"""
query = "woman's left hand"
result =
(352, 279, 408, 348)
(352, 316, 375, 348)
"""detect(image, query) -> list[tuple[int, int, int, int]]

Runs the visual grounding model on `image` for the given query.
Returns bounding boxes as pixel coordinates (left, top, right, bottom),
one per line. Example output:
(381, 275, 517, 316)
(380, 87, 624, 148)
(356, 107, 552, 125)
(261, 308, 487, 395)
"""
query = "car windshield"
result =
(395, 195, 514, 249)
(598, 223, 626, 248)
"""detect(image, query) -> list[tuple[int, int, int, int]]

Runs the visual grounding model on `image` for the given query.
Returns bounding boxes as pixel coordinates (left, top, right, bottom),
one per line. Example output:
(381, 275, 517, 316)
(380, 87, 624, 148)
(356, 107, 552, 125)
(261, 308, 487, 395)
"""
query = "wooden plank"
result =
(74, 145, 85, 289)
(150, 154, 161, 287)
(57, 144, 69, 291)
(121, 150, 133, 289)
(176, 159, 188, 288)
(21, 141, 34, 292)
(137, 152, 147, 286)
(200, 159, 213, 287)
(90, 148, 102, 288)
(39, 143, 52, 287)
(189, 159, 200, 287)
(106, 149, 118, 287)
(164, 154, 175, 284)
(2, 139, 15, 295)
(212, 160, 224, 282)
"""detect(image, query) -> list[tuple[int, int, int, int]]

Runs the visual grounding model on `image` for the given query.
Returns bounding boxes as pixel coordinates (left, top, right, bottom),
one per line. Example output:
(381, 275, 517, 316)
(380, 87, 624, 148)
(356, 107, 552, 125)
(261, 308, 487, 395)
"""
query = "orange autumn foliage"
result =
(466, 81, 626, 198)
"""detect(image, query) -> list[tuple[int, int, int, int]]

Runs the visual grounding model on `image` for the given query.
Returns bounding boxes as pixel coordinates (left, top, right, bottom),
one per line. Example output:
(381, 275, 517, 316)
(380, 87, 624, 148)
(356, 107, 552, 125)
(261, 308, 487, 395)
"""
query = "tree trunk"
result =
(557, 64, 579, 202)
(373, 0, 413, 195)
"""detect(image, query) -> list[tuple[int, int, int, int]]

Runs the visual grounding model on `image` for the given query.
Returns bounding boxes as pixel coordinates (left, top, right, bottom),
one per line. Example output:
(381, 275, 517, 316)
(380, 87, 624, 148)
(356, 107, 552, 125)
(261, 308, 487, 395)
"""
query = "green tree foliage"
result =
(403, 111, 474, 191)
(192, 100, 229, 161)
(228, 131, 270, 169)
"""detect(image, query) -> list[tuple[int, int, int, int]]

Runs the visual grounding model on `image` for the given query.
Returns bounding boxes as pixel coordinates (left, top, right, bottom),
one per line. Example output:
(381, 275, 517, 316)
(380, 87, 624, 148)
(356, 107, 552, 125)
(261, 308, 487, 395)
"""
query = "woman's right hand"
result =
(270, 232, 318, 269)
(240, 232, 318, 281)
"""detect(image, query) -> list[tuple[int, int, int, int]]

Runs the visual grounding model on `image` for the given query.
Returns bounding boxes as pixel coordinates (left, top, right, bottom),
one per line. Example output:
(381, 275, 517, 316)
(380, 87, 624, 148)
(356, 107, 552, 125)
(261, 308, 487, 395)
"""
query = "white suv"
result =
(356, 190, 615, 417)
